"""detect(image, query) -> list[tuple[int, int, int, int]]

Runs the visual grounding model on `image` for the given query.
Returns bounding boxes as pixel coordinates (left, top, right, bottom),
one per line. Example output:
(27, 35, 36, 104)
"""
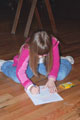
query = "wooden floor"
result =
(0, 4, 80, 120)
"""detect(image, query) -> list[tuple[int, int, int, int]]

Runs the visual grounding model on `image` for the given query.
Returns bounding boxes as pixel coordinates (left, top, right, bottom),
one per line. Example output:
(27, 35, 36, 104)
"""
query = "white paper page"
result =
(25, 86, 63, 105)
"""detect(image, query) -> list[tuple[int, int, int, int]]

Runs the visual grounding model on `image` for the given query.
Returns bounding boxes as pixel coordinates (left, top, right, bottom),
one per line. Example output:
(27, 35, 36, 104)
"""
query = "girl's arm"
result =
(48, 37, 60, 81)
(16, 47, 33, 89)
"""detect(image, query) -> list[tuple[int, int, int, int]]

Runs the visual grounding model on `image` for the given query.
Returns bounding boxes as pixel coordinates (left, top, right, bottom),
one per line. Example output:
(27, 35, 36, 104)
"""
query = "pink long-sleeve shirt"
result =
(13, 37, 60, 89)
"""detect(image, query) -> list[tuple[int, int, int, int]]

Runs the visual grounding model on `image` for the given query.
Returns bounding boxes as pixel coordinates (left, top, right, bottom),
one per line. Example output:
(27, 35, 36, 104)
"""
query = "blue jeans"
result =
(1, 59, 72, 83)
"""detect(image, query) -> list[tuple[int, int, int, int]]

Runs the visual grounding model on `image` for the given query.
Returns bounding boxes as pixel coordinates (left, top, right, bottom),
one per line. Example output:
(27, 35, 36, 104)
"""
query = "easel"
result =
(11, 0, 57, 38)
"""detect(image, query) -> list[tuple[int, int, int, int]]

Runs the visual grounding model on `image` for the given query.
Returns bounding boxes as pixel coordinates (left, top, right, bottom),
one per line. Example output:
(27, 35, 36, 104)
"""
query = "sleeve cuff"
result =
(48, 75, 56, 81)
(27, 84, 34, 90)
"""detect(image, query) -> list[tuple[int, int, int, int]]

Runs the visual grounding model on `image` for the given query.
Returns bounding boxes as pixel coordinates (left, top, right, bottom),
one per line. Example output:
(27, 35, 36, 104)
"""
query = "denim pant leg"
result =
(38, 63, 47, 76)
(1, 61, 34, 83)
(1, 61, 20, 83)
(26, 63, 47, 78)
(1, 61, 47, 83)
(57, 59, 72, 81)
(37, 60, 72, 81)
(26, 64, 34, 78)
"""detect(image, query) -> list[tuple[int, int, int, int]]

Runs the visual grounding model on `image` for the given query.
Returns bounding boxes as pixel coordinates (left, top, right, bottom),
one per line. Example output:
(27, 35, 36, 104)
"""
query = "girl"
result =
(0, 30, 74, 95)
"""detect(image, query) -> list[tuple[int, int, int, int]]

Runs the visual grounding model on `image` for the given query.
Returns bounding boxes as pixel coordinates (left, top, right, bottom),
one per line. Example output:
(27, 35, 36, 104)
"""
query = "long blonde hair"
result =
(26, 30, 53, 77)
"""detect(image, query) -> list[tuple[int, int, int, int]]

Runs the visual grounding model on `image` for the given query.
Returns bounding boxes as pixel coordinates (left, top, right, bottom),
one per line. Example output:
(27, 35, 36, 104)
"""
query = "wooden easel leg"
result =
(24, 0, 37, 38)
(44, 0, 57, 34)
(35, 7, 43, 29)
(11, 0, 23, 34)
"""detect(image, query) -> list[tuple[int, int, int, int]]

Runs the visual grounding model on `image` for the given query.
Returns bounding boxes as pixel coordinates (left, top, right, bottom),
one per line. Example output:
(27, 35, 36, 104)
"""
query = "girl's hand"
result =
(44, 78, 57, 93)
(30, 86, 40, 95)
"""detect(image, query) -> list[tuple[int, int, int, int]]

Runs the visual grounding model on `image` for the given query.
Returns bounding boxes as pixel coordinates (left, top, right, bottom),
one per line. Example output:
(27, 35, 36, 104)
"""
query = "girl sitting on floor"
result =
(0, 30, 74, 95)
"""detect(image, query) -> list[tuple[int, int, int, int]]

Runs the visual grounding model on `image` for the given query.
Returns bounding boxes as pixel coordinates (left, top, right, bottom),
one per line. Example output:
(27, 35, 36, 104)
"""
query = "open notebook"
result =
(25, 86, 63, 105)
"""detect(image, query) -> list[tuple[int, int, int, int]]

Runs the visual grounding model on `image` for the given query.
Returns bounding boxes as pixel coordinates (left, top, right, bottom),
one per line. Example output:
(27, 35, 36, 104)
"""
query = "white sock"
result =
(61, 56, 74, 64)
(0, 60, 6, 72)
